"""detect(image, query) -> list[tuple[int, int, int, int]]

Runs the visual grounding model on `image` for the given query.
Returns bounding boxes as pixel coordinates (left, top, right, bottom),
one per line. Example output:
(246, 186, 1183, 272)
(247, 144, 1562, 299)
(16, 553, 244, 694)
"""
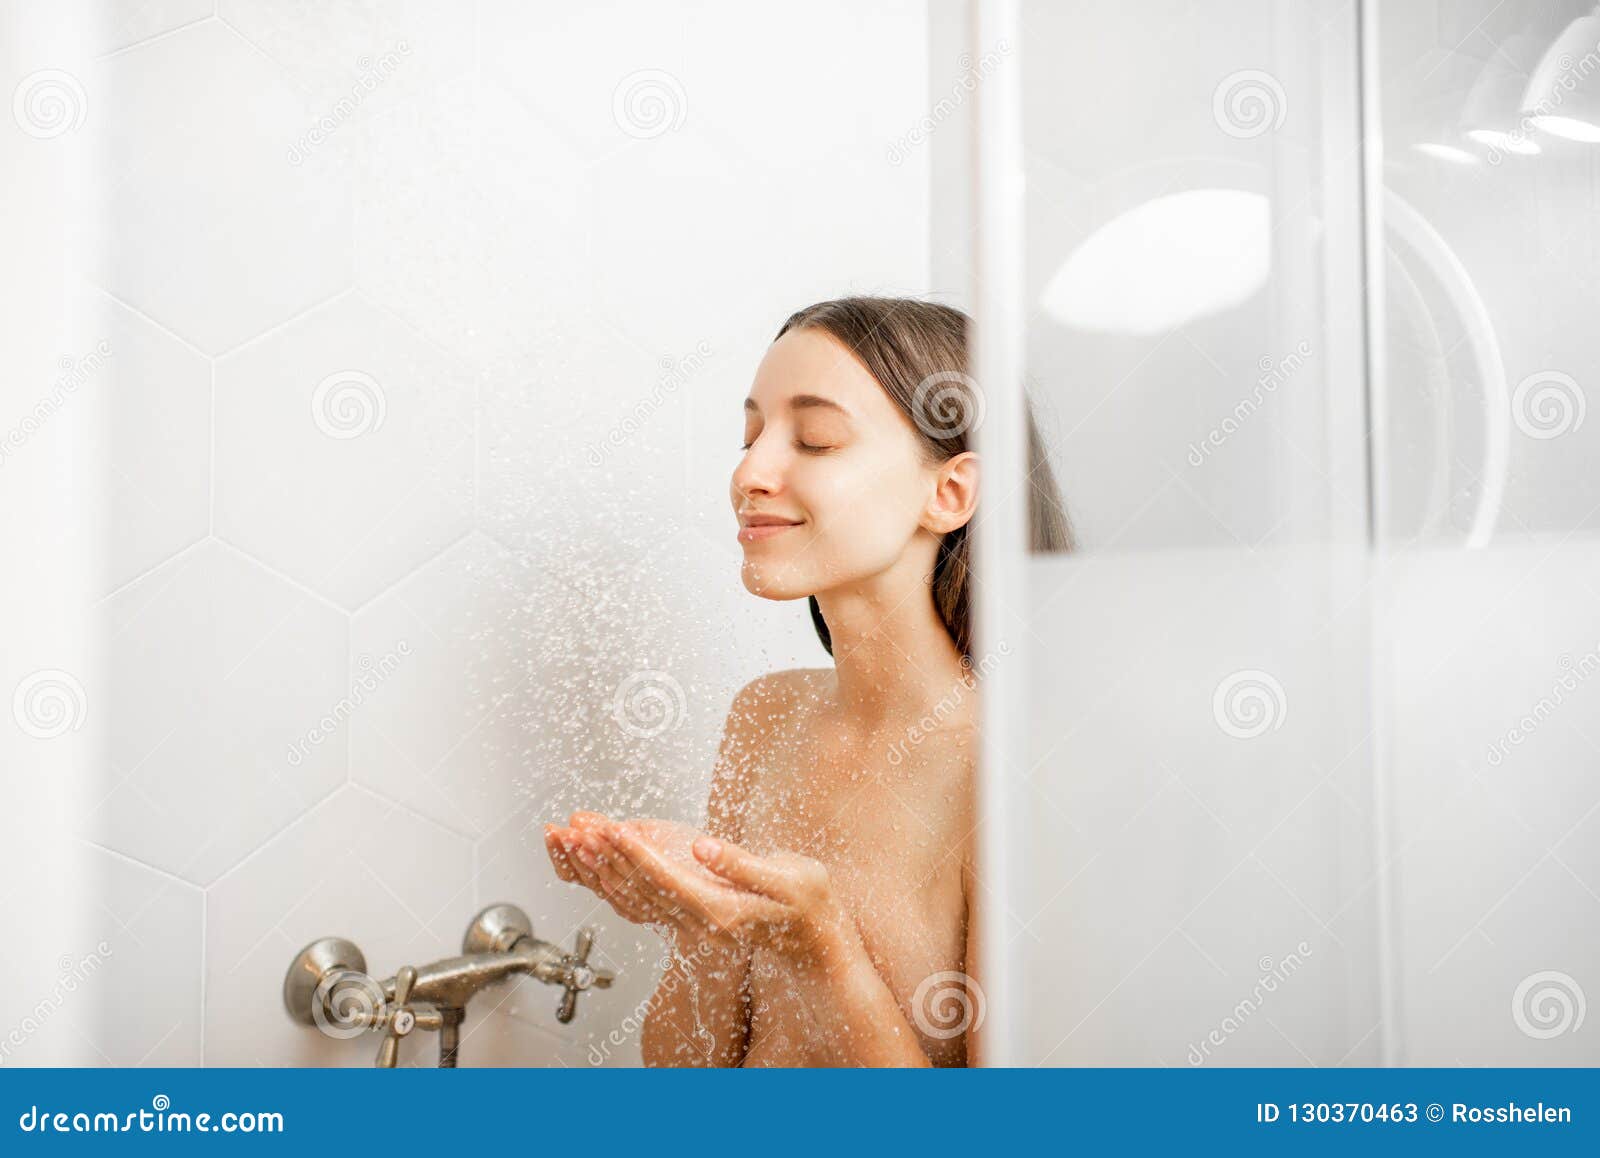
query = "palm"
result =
(589, 817, 739, 894)
(548, 810, 836, 955)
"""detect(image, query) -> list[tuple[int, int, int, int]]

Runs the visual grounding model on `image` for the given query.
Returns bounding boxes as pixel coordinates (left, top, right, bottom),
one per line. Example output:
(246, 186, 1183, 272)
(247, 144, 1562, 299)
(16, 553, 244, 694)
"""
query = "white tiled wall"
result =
(2, 0, 931, 1066)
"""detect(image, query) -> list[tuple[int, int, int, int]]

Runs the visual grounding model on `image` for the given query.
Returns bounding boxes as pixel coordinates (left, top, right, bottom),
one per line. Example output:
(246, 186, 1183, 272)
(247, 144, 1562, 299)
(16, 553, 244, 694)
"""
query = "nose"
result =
(731, 434, 782, 502)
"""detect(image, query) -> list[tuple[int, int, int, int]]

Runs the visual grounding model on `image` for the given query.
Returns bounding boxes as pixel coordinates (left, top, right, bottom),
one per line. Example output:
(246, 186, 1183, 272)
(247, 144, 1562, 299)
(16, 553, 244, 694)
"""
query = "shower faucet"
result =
(282, 903, 614, 1067)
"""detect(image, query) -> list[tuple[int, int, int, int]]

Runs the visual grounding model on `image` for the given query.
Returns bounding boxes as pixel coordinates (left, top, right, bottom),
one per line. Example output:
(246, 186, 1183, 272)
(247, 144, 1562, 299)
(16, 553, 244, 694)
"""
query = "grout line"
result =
(210, 286, 357, 364)
(80, 837, 204, 893)
(341, 611, 353, 793)
(93, 13, 217, 63)
(200, 892, 208, 1067)
(207, 359, 216, 536)
(94, 535, 209, 607)
(344, 779, 483, 848)
(204, 779, 348, 891)
(209, 535, 351, 618)
(346, 526, 478, 619)
(92, 284, 212, 363)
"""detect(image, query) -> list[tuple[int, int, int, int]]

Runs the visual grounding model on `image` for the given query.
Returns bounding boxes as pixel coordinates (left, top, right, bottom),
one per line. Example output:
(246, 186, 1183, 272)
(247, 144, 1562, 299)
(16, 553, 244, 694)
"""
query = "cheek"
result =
(798, 458, 926, 565)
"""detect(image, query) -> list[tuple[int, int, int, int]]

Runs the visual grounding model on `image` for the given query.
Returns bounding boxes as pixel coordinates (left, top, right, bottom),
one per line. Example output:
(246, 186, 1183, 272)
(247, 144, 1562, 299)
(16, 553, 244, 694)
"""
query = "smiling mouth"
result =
(737, 520, 803, 544)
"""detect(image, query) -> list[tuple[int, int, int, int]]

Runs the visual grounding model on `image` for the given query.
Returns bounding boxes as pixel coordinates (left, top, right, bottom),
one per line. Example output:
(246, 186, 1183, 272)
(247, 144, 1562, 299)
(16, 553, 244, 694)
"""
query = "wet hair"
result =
(773, 295, 1074, 662)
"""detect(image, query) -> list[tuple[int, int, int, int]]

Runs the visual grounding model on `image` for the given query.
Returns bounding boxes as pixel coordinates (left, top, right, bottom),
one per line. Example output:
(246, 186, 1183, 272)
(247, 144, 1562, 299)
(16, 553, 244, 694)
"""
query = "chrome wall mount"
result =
(282, 903, 614, 1067)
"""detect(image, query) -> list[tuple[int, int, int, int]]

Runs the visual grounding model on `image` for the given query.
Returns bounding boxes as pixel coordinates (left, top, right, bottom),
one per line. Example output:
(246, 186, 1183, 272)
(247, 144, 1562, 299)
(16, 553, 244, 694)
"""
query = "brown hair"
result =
(774, 295, 1074, 662)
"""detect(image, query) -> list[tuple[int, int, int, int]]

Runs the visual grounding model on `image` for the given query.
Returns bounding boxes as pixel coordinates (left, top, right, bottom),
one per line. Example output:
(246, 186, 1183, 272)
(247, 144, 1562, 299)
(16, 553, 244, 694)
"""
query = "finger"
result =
(585, 835, 654, 909)
(582, 833, 688, 927)
(691, 836, 792, 899)
(543, 825, 578, 882)
(550, 827, 588, 884)
(564, 834, 610, 897)
(608, 824, 721, 925)
(570, 810, 612, 830)
(602, 835, 703, 926)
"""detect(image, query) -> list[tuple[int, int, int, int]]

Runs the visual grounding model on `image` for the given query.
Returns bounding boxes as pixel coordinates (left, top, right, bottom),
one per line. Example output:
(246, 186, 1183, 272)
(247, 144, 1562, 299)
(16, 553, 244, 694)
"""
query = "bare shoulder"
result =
(707, 667, 831, 841)
(725, 667, 829, 733)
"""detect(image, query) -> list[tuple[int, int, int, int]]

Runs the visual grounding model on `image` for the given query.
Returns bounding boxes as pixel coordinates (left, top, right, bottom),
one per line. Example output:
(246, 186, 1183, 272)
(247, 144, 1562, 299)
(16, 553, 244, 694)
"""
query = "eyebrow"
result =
(743, 394, 852, 417)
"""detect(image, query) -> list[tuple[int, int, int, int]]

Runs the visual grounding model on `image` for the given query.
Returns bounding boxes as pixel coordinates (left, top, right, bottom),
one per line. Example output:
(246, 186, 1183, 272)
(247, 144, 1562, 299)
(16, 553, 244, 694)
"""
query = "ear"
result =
(922, 450, 978, 534)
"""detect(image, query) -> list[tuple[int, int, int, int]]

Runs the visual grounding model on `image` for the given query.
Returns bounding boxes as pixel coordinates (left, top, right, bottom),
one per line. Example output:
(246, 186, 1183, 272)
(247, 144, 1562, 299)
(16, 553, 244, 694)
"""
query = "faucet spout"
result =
(282, 903, 616, 1065)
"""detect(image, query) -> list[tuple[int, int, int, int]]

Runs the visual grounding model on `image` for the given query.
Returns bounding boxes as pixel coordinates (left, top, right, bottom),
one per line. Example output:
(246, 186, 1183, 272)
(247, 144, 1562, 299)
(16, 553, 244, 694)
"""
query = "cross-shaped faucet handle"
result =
(556, 927, 613, 1023)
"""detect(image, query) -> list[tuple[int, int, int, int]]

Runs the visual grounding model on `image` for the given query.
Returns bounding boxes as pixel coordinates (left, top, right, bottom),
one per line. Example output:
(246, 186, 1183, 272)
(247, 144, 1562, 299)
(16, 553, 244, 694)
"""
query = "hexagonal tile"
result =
(92, 1, 213, 57)
(477, 318, 690, 566)
(81, 291, 211, 594)
(587, 136, 927, 361)
(204, 783, 473, 1066)
(218, 0, 472, 119)
(354, 78, 592, 366)
(479, 0, 692, 160)
(91, 539, 348, 885)
(69, 843, 204, 1065)
(86, 19, 352, 354)
(348, 533, 527, 840)
(214, 291, 474, 610)
(349, 532, 731, 844)
(478, 1, 926, 168)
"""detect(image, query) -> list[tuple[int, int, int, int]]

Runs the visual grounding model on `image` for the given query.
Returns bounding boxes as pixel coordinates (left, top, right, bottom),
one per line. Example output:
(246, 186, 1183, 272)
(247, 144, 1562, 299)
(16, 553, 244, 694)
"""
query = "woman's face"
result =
(731, 328, 937, 600)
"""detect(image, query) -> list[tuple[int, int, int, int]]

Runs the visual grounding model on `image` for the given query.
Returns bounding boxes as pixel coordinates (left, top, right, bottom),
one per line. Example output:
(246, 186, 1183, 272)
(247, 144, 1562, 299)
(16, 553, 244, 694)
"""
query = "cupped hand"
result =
(543, 811, 845, 959)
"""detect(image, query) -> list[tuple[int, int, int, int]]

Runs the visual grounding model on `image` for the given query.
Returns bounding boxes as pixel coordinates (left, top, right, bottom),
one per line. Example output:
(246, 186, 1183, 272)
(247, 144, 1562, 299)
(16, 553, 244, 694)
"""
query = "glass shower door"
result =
(978, 0, 1600, 1066)
(1372, 0, 1600, 1065)
(989, 0, 1387, 1065)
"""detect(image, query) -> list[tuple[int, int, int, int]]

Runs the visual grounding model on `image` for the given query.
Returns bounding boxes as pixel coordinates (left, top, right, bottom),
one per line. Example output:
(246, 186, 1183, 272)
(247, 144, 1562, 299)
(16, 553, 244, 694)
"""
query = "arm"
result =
(770, 897, 934, 1068)
(786, 848, 983, 1067)
(636, 714, 753, 1067)
(602, 831, 938, 1068)
(548, 678, 768, 1066)
(961, 846, 983, 1068)
(638, 932, 749, 1066)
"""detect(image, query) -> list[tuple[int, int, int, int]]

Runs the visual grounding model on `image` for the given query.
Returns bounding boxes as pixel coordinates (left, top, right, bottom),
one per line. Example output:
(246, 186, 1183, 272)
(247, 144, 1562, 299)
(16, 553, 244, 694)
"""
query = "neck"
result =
(812, 552, 969, 728)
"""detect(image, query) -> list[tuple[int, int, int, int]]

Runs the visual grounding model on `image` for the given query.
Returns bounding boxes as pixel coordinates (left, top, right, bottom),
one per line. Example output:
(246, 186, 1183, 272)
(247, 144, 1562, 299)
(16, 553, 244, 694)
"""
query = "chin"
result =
(738, 559, 813, 601)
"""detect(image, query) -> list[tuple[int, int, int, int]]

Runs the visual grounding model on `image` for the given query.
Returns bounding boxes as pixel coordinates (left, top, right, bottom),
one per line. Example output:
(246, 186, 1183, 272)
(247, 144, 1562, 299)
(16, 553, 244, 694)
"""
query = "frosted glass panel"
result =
(1376, 0, 1600, 1065)
(999, 0, 1600, 1067)
(1010, 0, 1383, 1065)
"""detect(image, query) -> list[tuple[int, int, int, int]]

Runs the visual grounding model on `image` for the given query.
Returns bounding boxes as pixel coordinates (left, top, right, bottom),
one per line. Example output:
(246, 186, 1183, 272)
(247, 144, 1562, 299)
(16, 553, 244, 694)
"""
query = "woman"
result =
(544, 296, 1071, 1066)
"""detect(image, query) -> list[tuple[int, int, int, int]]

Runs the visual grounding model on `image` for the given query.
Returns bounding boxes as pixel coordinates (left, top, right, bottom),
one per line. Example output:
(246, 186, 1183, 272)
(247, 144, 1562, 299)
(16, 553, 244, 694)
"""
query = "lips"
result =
(737, 512, 803, 544)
